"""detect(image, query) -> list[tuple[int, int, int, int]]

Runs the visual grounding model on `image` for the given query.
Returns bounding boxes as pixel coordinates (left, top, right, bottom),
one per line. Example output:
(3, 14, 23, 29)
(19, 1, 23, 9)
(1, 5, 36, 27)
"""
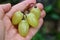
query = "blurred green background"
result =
(0, 0, 60, 40)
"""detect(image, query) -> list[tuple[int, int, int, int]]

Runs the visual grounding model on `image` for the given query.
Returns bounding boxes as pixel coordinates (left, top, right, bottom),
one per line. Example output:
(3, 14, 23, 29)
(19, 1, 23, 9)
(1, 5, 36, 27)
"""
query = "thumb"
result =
(0, 3, 11, 19)
(0, 3, 11, 13)
(0, 3, 11, 40)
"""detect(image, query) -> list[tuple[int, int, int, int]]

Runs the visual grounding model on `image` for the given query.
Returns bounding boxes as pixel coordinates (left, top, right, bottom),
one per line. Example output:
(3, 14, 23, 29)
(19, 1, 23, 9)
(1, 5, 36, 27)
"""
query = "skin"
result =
(0, 3, 11, 40)
(0, 0, 46, 40)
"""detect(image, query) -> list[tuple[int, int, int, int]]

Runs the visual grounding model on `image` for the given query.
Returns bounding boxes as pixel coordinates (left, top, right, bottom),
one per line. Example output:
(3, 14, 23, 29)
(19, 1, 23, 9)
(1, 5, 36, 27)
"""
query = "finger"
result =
(36, 3, 46, 18)
(25, 0, 36, 4)
(26, 18, 43, 40)
(40, 10, 46, 18)
(36, 3, 44, 10)
(0, 3, 11, 13)
(6, 0, 36, 18)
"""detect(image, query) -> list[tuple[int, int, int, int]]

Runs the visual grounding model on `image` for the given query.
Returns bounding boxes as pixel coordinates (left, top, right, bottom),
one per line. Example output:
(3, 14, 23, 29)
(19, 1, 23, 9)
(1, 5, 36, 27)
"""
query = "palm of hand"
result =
(3, 0, 45, 40)
(3, 15, 43, 40)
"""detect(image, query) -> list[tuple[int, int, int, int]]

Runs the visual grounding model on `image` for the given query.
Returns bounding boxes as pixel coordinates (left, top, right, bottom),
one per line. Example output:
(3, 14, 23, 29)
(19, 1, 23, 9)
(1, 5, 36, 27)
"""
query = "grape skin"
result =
(18, 20, 29, 37)
(12, 11, 23, 25)
(30, 7, 41, 19)
(27, 13, 38, 28)
(12, 6, 40, 37)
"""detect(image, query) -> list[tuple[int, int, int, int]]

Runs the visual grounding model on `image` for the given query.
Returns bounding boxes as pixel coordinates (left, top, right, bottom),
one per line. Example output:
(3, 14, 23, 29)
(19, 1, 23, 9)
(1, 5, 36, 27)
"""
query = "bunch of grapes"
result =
(12, 5, 41, 37)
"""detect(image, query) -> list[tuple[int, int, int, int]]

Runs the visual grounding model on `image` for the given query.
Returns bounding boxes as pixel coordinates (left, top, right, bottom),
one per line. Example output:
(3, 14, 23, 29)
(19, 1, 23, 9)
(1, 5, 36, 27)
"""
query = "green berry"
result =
(30, 7, 41, 19)
(18, 20, 29, 37)
(12, 11, 23, 25)
(27, 13, 38, 28)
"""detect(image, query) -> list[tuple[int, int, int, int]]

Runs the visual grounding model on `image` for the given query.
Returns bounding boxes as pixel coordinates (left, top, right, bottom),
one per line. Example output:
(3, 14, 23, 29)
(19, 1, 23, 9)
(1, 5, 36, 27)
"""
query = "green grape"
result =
(30, 7, 41, 19)
(27, 13, 38, 28)
(12, 11, 23, 25)
(18, 20, 29, 37)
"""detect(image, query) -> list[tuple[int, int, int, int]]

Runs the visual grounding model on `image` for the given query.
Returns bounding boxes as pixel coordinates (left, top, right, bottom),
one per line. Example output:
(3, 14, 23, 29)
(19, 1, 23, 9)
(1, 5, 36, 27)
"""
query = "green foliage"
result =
(56, 32, 60, 40)
(0, 0, 20, 5)
(9, 0, 20, 5)
(56, 0, 60, 9)
(0, 0, 6, 3)
(31, 31, 45, 40)
(50, 13, 60, 20)
(45, 5, 53, 13)
(41, 26, 48, 34)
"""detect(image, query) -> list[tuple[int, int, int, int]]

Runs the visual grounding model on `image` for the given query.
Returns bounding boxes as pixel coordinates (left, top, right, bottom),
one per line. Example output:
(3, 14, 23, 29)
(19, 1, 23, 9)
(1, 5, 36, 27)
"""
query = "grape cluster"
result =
(12, 7, 41, 37)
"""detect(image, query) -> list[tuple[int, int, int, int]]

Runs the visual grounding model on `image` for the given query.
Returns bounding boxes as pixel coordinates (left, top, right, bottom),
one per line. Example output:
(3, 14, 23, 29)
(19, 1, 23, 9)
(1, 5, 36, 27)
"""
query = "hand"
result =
(0, 3, 11, 40)
(3, 0, 46, 40)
